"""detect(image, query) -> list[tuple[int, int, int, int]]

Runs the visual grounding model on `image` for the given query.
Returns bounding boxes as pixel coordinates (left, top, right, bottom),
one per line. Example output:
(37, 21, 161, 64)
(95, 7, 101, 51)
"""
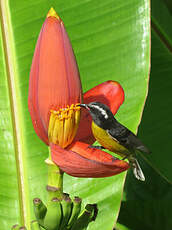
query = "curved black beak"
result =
(79, 104, 89, 110)
(79, 104, 86, 108)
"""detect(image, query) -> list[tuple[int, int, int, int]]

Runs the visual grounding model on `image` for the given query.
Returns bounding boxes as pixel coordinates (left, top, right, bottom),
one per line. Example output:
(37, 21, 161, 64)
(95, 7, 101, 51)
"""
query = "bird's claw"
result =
(122, 156, 128, 160)
(88, 145, 105, 150)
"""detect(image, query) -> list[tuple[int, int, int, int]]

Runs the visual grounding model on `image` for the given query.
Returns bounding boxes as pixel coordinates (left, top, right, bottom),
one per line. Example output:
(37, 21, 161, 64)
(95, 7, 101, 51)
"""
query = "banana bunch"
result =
(12, 194, 98, 230)
(33, 193, 98, 230)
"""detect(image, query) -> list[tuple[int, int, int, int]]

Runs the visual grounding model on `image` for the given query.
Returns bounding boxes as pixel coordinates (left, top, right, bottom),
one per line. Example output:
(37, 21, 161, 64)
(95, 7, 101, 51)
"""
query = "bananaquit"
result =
(80, 102, 150, 181)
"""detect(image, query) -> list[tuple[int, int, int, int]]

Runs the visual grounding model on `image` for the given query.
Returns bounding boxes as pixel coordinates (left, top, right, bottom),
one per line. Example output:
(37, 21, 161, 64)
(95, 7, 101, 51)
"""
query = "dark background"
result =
(117, 0, 172, 229)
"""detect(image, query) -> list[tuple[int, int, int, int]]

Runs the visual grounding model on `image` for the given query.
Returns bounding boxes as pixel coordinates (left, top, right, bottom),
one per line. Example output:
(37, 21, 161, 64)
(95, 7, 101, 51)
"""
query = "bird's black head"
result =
(80, 102, 115, 129)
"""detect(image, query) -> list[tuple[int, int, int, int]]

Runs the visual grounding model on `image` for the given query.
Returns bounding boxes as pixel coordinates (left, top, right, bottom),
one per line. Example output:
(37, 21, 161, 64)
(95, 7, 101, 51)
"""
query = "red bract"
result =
(51, 141, 128, 178)
(28, 8, 129, 178)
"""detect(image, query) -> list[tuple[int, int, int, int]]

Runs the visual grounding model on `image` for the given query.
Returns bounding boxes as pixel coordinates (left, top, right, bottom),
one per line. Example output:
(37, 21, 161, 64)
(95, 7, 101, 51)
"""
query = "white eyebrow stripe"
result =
(90, 105, 109, 119)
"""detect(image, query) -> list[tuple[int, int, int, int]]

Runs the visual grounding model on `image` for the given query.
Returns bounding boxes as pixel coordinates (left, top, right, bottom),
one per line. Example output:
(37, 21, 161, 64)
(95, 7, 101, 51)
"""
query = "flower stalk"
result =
(45, 148, 64, 201)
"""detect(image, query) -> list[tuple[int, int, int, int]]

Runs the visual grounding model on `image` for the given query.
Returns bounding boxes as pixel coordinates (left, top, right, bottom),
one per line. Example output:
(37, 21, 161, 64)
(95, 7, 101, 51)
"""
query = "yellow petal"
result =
(48, 104, 81, 148)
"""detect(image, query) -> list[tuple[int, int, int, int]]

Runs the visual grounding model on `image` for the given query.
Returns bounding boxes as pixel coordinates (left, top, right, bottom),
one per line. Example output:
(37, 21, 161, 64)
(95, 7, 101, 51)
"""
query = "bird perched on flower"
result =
(80, 102, 150, 181)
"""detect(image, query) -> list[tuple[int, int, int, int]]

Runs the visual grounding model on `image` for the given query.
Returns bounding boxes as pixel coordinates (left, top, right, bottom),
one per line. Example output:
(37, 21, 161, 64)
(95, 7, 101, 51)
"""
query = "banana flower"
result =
(28, 8, 129, 178)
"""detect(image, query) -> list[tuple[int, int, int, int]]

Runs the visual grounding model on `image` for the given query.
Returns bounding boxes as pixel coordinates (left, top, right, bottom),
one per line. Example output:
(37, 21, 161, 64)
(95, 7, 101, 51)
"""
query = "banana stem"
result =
(45, 147, 64, 201)
(31, 220, 41, 230)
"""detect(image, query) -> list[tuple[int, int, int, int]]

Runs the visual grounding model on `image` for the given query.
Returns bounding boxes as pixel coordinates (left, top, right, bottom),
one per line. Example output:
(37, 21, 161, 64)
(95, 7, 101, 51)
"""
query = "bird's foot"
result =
(122, 156, 128, 160)
(88, 145, 105, 150)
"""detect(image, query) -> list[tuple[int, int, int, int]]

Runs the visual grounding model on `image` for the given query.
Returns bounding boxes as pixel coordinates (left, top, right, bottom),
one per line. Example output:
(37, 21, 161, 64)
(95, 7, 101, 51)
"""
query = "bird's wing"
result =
(107, 122, 150, 154)
(107, 125, 131, 147)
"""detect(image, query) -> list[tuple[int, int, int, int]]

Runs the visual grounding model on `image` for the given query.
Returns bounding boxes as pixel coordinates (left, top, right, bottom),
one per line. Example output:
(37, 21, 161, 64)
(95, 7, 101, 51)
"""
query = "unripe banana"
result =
(67, 197, 82, 229)
(71, 204, 98, 230)
(43, 198, 62, 230)
(31, 220, 41, 230)
(11, 225, 27, 230)
(33, 198, 47, 227)
(60, 194, 72, 230)
(11, 224, 20, 230)
(70, 210, 91, 230)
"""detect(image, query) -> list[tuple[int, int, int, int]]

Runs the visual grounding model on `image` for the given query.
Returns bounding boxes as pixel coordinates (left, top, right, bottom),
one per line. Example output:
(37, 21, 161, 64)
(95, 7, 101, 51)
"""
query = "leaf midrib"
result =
(151, 18, 172, 53)
(0, 0, 30, 228)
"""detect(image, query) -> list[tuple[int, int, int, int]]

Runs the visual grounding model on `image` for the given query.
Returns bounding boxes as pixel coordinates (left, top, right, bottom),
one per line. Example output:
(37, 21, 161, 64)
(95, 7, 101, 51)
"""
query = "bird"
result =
(79, 102, 150, 181)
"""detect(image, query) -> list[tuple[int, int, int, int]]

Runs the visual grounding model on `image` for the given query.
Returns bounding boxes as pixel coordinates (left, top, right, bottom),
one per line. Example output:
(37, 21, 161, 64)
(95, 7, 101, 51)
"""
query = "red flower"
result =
(28, 8, 129, 178)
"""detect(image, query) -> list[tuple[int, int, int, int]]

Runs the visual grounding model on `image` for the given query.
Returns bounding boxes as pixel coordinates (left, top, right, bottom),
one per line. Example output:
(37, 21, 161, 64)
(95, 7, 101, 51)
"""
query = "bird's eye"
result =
(90, 104, 109, 119)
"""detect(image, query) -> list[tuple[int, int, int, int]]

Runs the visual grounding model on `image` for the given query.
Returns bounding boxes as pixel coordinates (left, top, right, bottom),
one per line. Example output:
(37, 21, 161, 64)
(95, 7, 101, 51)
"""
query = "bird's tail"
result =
(129, 157, 145, 181)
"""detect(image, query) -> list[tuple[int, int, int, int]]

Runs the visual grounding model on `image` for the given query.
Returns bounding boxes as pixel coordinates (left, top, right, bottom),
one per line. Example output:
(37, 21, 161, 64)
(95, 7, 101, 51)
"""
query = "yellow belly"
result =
(91, 122, 130, 157)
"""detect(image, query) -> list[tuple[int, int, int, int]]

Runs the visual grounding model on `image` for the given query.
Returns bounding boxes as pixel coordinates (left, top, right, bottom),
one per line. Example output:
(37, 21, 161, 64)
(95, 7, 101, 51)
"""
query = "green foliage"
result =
(0, 0, 150, 229)
(116, 0, 172, 229)
(140, 0, 172, 182)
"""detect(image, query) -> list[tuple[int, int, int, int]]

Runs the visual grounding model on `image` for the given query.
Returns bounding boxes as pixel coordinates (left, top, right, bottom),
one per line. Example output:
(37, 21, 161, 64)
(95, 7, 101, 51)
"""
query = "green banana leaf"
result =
(152, 0, 172, 48)
(140, 0, 172, 182)
(116, 0, 172, 229)
(0, 0, 150, 229)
